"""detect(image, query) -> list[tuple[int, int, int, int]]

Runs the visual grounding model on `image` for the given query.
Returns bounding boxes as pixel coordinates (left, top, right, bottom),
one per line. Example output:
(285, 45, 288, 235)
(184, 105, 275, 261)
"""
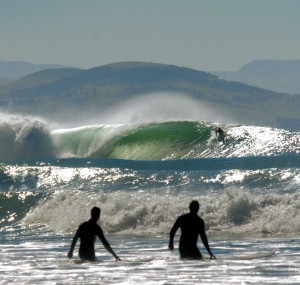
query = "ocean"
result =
(1, 114, 300, 284)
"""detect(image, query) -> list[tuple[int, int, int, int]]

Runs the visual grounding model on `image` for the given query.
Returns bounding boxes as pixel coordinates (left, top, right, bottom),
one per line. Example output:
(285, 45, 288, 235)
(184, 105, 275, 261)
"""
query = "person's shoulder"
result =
(76, 221, 88, 233)
(93, 222, 103, 231)
(197, 215, 204, 222)
(179, 212, 193, 221)
(196, 215, 205, 226)
(78, 221, 89, 228)
(188, 213, 204, 223)
(179, 213, 190, 219)
(174, 213, 186, 224)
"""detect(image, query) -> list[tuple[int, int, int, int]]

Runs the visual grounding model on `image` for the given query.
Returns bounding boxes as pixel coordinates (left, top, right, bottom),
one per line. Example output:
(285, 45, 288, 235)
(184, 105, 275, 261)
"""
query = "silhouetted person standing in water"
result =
(168, 200, 216, 260)
(68, 207, 121, 262)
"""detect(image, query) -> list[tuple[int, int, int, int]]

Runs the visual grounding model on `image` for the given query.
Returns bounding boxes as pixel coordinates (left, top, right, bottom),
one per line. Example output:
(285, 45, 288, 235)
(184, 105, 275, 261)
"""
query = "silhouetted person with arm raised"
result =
(68, 207, 121, 262)
(168, 200, 216, 260)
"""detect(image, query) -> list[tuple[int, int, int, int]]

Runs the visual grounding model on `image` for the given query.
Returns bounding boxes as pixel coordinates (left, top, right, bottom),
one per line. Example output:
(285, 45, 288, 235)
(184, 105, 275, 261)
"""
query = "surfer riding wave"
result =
(215, 127, 225, 143)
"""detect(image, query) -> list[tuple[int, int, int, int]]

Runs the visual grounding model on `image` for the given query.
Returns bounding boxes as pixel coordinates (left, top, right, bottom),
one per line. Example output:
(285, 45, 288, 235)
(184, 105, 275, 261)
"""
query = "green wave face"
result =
(101, 121, 213, 160)
(52, 121, 214, 160)
(51, 121, 300, 160)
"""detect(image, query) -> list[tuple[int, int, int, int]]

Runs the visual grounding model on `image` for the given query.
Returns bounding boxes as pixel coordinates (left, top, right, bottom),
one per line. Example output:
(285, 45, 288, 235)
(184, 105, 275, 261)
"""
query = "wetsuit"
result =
(170, 213, 209, 260)
(72, 220, 110, 261)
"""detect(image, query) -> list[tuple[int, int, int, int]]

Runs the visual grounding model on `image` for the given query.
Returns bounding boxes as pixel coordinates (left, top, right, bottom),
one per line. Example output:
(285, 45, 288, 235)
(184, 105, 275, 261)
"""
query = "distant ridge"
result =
(0, 61, 299, 130)
(213, 60, 300, 94)
(0, 60, 71, 83)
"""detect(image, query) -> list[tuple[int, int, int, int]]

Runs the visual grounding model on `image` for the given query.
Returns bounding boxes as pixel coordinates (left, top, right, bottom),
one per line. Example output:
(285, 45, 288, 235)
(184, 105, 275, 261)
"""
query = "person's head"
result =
(91, 207, 101, 221)
(189, 200, 199, 214)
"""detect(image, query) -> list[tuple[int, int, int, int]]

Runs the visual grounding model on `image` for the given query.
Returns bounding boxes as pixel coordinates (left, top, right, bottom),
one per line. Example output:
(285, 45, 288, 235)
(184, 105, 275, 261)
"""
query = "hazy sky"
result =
(1, 0, 300, 71)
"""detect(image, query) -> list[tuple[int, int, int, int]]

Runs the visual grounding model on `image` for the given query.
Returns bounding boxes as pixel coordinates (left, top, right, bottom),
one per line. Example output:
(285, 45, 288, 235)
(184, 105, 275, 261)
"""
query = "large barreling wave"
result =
(0, 112, 299, 161)
(51, 121, 300, 160)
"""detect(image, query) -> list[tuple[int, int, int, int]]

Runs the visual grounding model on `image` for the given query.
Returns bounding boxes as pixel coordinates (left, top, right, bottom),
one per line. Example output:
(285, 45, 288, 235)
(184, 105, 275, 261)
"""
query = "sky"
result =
(1, 0, 300, 72)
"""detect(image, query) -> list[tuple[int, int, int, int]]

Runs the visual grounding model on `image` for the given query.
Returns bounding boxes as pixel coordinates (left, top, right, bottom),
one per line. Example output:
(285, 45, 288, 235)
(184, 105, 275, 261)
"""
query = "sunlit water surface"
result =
(1, 228, 300, 285)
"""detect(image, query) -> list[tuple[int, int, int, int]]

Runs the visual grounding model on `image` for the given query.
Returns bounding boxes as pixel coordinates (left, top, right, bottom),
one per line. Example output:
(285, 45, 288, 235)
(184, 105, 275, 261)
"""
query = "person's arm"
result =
(169, 218, 180, 251)
(98, 229, 121, 261)
(200, 223, 216, 259)
(68, 230, 79, 259)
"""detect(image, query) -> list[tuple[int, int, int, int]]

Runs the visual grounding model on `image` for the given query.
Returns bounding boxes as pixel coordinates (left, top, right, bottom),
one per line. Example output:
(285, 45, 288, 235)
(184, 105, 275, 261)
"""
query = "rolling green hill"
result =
(0, 61, 299, 130)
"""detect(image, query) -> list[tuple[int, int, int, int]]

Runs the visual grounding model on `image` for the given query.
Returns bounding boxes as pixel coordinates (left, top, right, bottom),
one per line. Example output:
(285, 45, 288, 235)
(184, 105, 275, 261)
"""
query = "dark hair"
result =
(189, 200, 199, 213)
(91, 207, 100, 217)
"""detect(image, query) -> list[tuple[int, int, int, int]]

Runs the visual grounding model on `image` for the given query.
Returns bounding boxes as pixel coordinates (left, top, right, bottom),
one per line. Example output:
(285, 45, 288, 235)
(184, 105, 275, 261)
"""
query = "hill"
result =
(213, 60, 300, 95)
(0, 61, 299, 130)
(0, 60, 70, 85)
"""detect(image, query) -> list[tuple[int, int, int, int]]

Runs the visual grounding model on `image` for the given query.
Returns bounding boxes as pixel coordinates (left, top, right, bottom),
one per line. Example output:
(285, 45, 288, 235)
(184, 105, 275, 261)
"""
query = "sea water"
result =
(1, 116, 300, 284)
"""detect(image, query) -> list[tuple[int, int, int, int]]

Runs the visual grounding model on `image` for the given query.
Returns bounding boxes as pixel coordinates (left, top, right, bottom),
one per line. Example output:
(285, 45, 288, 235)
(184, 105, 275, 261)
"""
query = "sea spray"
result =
(0, 112, 55, 160)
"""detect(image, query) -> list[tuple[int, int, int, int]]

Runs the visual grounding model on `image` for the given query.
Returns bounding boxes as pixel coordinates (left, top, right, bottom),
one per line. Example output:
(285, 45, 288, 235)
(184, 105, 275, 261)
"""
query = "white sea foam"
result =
(22, 187, 300, 236)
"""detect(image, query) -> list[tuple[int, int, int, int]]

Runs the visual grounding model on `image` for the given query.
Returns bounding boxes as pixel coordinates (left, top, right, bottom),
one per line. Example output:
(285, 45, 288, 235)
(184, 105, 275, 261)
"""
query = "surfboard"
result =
(71, 256, 155, 265)
(125, 256, 155, 263)
(230, 249, 276, 260)
(72, 259, 103, 264)
(208, 249, 276, 261)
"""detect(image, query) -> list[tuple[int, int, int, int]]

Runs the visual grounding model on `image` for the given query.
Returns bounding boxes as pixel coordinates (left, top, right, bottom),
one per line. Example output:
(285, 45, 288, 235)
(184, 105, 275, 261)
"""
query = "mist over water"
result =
(49, 92, 235, 128)
(90, 92, 234, 125)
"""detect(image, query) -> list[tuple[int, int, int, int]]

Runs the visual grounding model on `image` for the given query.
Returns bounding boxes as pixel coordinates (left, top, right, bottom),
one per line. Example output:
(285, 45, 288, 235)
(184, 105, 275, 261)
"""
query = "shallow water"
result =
(1, 227, 300, 285)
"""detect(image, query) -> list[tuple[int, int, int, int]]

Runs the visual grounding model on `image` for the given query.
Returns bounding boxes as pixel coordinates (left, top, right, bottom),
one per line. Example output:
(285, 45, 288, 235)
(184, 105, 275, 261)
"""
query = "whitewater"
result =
(1, 108, 300, 284)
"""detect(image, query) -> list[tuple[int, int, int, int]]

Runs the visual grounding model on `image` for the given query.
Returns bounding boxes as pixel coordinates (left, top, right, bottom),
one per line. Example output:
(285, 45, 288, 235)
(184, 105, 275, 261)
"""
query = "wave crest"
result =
(0, 113, 55, 160)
